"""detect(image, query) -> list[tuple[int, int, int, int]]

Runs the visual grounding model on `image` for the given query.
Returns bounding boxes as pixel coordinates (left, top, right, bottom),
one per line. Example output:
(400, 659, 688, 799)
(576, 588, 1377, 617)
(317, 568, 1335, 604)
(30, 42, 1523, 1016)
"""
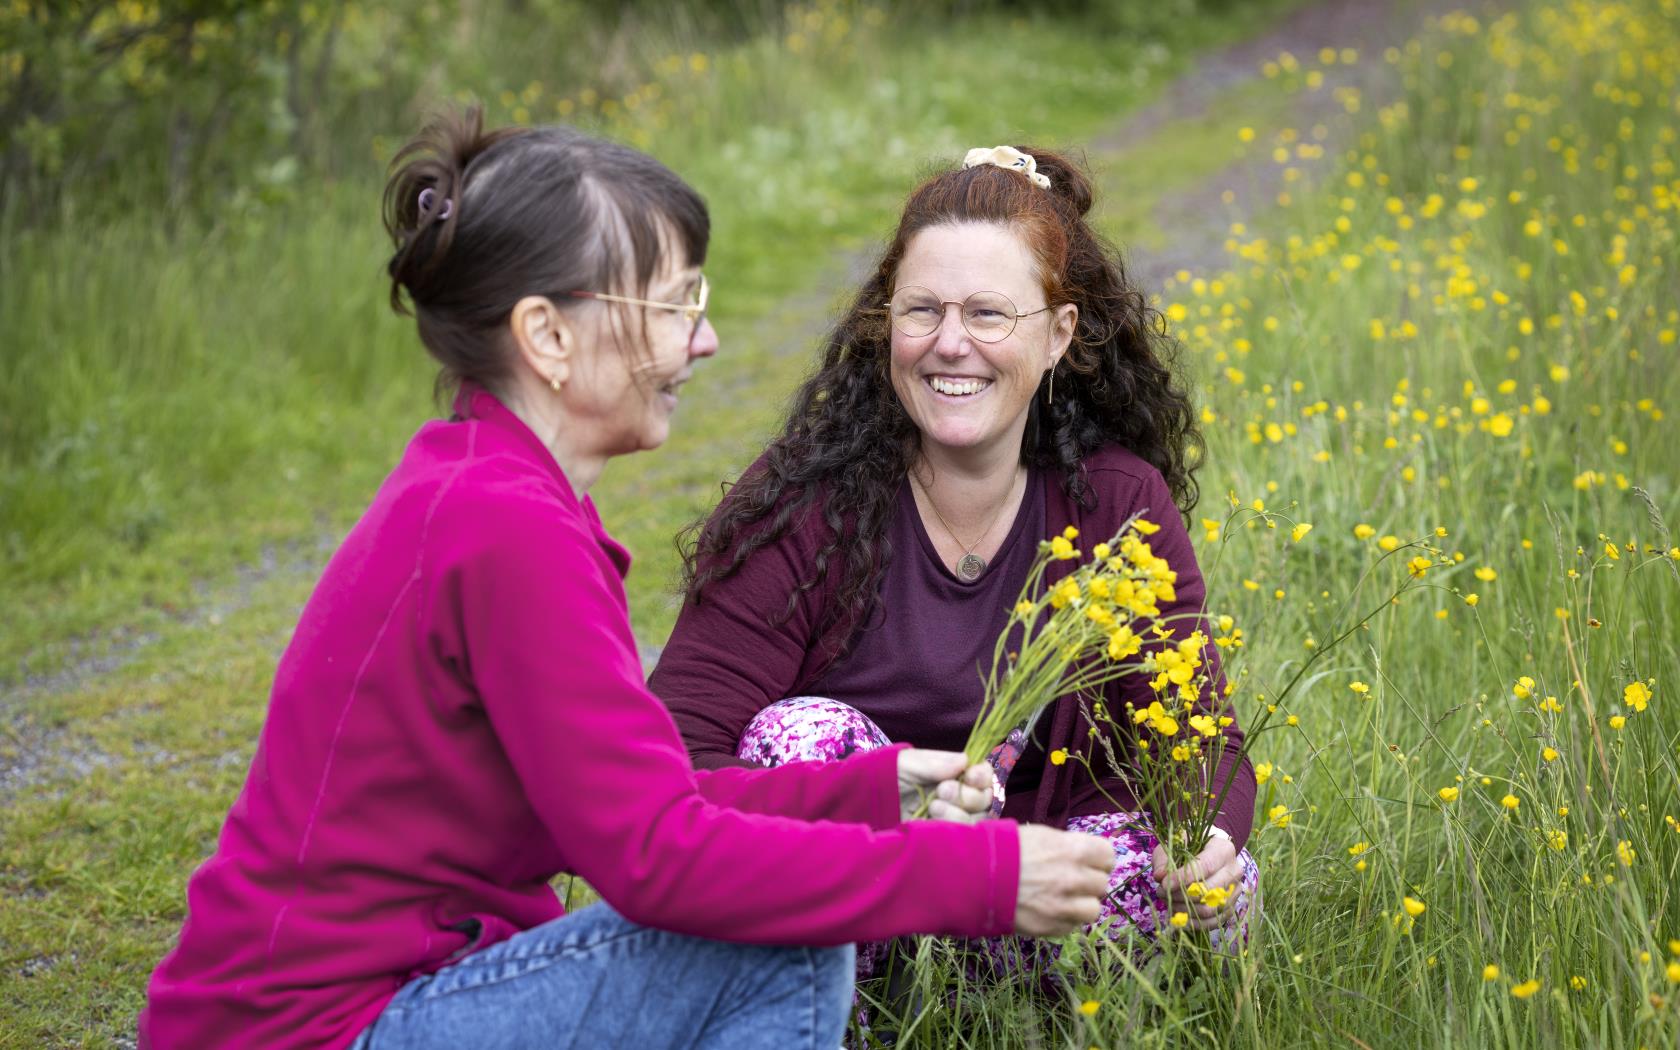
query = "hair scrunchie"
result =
(962, 145, 1051, 189)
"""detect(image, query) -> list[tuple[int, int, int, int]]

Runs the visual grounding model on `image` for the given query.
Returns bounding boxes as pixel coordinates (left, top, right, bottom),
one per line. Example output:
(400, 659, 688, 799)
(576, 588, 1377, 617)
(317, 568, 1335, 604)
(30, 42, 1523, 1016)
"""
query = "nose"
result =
(932, 303, 970, 358)
(688, 316, 719, 360)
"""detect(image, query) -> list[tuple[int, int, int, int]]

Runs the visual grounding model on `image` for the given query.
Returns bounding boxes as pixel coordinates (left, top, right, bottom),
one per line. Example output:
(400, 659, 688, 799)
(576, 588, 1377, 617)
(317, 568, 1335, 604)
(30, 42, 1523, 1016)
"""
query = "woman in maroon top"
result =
(652, 146, 1260, 967)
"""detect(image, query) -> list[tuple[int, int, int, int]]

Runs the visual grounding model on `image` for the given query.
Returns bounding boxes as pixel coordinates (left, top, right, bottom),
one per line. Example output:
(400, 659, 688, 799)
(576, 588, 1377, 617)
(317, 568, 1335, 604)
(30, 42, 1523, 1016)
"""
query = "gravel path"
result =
(0, 0, 1462, 799)
(1104, 0, 1471, 294)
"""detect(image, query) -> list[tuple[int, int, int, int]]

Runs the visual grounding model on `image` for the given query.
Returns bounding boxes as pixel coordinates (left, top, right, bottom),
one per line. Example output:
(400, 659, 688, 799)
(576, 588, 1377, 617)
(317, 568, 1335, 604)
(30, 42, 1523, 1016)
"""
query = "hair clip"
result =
(962, 146, 1051, 189)
(417, 186, 454, 222)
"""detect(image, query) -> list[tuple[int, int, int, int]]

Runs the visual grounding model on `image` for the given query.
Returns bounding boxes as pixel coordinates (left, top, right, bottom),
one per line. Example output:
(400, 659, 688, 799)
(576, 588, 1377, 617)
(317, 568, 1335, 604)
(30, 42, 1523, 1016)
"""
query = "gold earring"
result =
(549, 375, 562, 393)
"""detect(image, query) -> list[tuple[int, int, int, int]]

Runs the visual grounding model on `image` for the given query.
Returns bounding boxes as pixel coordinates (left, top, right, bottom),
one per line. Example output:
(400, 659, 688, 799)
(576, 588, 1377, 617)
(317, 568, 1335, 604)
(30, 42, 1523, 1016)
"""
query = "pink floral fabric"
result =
(738, 697, 1261, 979)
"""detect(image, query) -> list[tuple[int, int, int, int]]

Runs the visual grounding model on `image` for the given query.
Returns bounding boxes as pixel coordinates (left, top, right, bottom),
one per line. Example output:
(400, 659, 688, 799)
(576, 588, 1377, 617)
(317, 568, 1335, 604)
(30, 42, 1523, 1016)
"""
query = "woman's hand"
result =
(1014, 825, 1115, 938)
(1152, 832, 1241, 931)
(896, 748, 995, 823)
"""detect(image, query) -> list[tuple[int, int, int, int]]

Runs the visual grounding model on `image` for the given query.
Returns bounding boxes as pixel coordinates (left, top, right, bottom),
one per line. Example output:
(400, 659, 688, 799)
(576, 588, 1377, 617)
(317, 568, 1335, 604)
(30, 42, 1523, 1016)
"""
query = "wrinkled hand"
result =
(1152, 833, 1241, 931)
(1014, 825, 1115, 938)
(897, 748, 995, 823)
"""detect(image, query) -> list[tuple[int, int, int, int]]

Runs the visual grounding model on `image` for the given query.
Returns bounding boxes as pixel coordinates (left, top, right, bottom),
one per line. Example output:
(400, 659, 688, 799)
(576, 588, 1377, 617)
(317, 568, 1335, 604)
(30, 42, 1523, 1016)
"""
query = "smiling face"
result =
(566, 252, 717, 456)
(889, 222, 1075, 464)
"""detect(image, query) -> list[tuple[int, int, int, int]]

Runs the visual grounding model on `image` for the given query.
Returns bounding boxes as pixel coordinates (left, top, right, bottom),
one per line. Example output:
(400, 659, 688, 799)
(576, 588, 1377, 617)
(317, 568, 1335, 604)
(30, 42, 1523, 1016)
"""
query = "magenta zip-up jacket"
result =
(139, 385, 1019, 1050)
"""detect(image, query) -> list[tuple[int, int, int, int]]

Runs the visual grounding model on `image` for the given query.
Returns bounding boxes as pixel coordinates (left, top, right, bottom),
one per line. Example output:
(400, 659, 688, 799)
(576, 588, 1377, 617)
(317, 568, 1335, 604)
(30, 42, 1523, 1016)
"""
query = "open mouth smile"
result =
(926, 376, 992, 397)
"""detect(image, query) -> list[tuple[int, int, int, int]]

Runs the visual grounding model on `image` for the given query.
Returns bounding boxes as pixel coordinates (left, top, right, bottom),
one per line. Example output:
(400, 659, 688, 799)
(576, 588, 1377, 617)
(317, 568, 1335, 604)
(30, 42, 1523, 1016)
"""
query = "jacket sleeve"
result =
(649, 502, 830, 771)
(431, 492, 1018, 944)
(694, 747, 904, 829)
(1103, 467, 1257, 852)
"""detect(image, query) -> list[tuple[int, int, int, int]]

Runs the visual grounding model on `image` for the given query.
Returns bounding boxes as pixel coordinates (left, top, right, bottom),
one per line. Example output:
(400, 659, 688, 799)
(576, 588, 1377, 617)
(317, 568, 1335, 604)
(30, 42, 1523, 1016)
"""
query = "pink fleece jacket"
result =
(139, 386, 1019, 1049)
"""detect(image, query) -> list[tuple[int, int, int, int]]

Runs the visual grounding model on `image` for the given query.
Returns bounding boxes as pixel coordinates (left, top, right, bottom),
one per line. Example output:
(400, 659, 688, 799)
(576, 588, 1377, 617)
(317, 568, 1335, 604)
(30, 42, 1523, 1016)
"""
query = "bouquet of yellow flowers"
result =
(953, 517, 1236, 869)
(957, 511, 1437, 875)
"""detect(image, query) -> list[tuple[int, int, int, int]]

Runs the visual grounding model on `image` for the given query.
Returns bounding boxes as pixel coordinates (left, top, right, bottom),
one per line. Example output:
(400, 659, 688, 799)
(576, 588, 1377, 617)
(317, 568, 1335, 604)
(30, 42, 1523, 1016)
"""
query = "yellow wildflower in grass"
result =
(1079, 999, 1100, 1016)
(1609, 715, 1626, 730)
(1378, 535, 1401, 552)
(1513, 676, 1535, 699)
(1348, 841, 1369, 856)
(1291, 522, 1313, 542)
(1502, 794, 1520, 811)
(1483, 964, 1500, 981)
(1170, 911, 1189, 928)
(1624, 681, 1651, 712)
(1474, 566, 1497, 581)
(1511, 980, 1541, 999)
(1403, 896, 1426, 917)
(1268, 804, 1293, 828)
(1464, 592, 1479, 606)
(1667, 962, 1680, 984)
(1354, 523, 1377, 540)
(1407, 555, 1432, 577)
(1541, 746, 1559, 762)
(1438, 786, 1460, 803)
(1547, 828, 1568, 850)
(1617, 840, 1636, 866)
(1570, 976, 1587, 990)
(1200, 886, 1231, 909)
(1350, 681, 1370, 696)
(1254, 761, 1273, 785)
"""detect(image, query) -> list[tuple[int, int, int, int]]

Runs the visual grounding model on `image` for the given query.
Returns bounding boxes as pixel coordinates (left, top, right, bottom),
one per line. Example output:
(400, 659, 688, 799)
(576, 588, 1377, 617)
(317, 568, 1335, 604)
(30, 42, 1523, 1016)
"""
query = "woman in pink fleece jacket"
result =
(137, 109, 1115, 1050)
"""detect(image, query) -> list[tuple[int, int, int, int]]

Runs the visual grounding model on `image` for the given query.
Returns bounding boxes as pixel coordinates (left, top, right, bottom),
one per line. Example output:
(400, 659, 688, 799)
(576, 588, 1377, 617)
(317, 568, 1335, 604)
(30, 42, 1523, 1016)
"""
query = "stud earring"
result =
(549, 375, 562, 393)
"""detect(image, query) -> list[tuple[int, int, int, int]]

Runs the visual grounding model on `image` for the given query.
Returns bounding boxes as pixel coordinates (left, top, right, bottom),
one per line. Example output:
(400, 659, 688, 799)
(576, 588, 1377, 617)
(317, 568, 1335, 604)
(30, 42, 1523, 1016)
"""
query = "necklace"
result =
(912, 466, 1022, 583)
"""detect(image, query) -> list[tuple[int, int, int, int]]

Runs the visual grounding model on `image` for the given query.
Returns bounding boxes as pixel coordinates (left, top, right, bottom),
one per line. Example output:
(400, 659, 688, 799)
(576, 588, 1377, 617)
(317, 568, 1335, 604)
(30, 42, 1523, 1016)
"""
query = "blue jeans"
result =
(350, 903, 855, 1049)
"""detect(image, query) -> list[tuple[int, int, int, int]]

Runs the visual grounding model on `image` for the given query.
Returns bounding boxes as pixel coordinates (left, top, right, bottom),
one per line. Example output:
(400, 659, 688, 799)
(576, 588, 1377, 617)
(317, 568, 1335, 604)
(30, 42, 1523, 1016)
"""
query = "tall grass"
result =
(870, 2, 1680, 1045)
(0, 0, 1296, 681)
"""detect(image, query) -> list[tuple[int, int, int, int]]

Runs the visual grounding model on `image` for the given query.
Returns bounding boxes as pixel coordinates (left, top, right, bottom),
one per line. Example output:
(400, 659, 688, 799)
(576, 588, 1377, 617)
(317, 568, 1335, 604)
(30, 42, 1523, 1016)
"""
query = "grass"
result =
(0, 0, 1307, 1044)
(847, 1, 1680, 1045)
(4, 0, 1678, 1046)
(0, 0, 1300, 684)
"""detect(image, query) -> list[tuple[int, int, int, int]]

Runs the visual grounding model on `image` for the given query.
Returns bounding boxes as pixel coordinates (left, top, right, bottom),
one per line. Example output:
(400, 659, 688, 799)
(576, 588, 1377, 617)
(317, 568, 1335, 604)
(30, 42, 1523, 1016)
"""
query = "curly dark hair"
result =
(682, 146, 1202, 652)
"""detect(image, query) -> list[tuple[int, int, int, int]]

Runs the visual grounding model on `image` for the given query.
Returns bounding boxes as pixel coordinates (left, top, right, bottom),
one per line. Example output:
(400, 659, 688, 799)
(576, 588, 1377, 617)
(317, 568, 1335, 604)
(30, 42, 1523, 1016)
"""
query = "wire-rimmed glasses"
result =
(886, 285, 1052, 343)
(568, 273, 710, 348)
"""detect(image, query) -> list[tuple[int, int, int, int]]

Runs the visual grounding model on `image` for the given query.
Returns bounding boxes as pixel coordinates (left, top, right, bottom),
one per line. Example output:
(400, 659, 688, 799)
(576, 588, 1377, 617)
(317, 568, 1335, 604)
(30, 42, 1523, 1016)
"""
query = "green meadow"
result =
(3, 0, 1677, 1046)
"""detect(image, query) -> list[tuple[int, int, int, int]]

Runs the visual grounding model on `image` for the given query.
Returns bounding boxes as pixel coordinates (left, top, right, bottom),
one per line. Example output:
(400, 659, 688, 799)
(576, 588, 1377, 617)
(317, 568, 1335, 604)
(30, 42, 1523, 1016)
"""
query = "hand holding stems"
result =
(897, 748, 995, 823)
(1152, 833, 1241, 931)
(898, 751, 1115, 938)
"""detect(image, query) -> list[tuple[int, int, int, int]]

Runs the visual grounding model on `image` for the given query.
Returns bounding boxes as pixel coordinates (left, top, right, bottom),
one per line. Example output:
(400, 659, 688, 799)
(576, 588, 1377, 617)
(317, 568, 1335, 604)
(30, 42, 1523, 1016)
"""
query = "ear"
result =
(1047, 302, 1078, 370)
(508, 295, 576, 389)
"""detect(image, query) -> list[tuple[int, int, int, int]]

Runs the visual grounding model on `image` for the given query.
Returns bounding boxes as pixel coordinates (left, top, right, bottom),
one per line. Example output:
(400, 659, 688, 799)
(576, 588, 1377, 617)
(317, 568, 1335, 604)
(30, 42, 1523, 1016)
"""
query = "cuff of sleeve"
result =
(980, 819, 1019, 937)
(1211, 751, 1256, 852)
(862, 743, 911, 830)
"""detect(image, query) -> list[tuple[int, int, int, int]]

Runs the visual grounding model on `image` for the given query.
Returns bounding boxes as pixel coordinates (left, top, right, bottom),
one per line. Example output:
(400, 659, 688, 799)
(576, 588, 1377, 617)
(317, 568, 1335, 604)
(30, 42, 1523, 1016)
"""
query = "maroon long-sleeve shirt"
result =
(652, 444, 1258, 850)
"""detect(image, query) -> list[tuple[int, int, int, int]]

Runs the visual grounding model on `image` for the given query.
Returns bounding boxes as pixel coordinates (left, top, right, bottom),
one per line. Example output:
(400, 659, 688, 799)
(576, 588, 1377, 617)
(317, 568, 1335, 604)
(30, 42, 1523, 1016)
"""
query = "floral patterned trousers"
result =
(738, 696, 1262, 981)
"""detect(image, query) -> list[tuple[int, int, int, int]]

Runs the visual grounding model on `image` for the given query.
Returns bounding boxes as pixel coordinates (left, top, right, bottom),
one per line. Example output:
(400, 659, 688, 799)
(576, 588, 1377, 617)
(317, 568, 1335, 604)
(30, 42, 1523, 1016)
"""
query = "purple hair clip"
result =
(417, 186, 453, 222)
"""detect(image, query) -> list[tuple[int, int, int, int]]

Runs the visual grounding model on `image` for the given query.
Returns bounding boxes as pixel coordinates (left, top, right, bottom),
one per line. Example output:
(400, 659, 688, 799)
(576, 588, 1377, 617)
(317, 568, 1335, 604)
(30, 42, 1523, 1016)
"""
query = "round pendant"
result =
(956, 553, 987, 582)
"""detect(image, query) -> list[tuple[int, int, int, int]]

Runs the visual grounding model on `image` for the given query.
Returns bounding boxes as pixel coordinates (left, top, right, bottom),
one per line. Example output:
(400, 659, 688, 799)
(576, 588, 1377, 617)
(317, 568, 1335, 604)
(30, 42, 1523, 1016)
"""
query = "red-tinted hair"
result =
(683, 147, 1201, 660)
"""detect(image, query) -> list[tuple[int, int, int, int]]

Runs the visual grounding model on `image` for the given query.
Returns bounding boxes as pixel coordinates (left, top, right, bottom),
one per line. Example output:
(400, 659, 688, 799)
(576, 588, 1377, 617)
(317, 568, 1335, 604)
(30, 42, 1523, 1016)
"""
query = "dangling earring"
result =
(1045, 363, 1055, 406)
(549, 375, 562, 393)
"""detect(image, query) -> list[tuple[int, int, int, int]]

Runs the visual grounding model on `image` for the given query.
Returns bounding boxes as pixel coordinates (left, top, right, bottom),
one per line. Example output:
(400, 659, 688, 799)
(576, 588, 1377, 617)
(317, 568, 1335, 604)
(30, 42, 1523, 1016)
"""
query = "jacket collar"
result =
(450, 380, 576, 498)
(448, 381, 634, 579)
